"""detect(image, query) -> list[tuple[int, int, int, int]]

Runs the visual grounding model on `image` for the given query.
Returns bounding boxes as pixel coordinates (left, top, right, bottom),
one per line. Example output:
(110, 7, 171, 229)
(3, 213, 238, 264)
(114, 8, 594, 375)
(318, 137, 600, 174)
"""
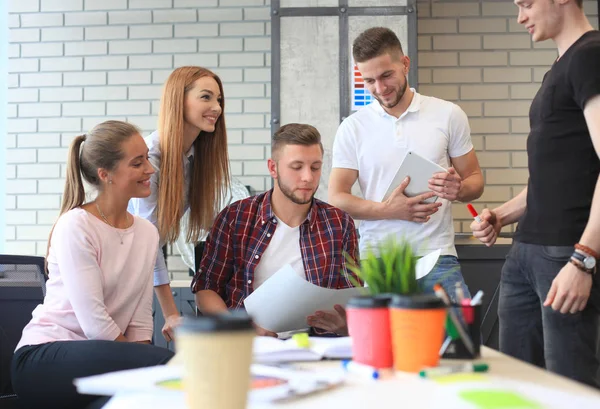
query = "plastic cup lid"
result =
(177, 310, 254, 333)
(390, 294, 445, 309)
(347, 294, 393, 308)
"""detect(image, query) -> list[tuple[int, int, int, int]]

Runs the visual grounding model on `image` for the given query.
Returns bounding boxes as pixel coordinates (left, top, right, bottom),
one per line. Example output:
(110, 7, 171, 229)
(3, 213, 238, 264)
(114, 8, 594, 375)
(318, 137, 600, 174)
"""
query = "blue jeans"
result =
(499, 241, 600, 388)
(418, 255, 471, 304)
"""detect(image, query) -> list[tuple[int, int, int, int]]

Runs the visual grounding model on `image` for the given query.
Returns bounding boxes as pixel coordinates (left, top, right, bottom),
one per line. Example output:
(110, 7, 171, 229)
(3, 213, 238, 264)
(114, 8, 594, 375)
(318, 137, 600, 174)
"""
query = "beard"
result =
(373, 78, 408, 109)
(276, 177, 317, 205)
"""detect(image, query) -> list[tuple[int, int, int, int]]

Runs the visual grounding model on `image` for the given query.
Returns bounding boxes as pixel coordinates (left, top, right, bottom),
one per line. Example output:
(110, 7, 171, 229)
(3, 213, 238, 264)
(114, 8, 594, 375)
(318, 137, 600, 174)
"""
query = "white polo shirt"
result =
(332, 89, 473, 258)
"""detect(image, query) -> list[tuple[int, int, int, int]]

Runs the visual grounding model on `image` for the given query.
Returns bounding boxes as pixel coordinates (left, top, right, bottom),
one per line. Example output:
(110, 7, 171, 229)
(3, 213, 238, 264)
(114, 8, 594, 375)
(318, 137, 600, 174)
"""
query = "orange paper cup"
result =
(389, 294, 447, 373)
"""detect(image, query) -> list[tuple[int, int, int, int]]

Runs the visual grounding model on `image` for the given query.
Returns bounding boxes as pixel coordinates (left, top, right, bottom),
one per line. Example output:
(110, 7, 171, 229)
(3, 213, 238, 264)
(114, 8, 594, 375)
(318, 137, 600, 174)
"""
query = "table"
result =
(102, 346, 600, 409)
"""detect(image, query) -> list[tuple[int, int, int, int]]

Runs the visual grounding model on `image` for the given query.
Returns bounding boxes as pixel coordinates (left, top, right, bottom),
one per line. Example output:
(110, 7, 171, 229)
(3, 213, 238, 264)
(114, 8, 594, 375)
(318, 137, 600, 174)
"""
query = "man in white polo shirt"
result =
(329, 27, 484, 300)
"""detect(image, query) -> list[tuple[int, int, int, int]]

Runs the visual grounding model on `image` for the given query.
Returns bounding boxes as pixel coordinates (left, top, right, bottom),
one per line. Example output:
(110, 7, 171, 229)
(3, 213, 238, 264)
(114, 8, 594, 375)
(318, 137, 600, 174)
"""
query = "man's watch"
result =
(571, 251, 597, 274)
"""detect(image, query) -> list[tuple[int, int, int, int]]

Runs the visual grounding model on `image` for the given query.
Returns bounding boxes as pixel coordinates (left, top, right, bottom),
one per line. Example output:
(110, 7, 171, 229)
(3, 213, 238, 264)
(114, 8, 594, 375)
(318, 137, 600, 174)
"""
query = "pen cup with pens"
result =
(440, 302, 482, 359)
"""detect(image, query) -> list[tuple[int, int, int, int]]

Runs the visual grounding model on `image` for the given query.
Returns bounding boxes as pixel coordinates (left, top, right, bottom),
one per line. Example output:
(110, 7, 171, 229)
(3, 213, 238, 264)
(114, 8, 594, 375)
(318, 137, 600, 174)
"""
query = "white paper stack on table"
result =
(253, 336, 353, 363)
(74, 362, 346, 407)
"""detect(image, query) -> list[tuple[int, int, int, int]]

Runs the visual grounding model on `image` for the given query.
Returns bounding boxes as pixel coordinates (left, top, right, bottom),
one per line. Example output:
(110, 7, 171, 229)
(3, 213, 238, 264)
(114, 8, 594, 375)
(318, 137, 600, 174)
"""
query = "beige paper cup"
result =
(176, 311, 255, 409)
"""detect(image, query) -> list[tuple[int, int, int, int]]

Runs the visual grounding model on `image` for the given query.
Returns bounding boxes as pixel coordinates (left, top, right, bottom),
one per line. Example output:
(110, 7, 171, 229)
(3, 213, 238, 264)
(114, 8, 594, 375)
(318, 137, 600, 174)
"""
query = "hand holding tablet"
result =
(382, 151, 449, 203)
(428, 166, 462, 201)
(381, 151, 446, 223)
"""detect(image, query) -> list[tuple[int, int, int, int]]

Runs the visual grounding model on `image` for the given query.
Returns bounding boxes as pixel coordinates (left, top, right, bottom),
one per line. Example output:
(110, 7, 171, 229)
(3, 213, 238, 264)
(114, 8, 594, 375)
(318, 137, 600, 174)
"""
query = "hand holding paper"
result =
(243, 265, 366, 333)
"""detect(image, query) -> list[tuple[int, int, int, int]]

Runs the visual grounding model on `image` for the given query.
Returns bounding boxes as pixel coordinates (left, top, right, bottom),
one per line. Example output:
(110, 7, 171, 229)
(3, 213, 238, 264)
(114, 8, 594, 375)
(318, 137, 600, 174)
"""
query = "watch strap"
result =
(569, 258, 591, 274)
(571, 251, 586, 264)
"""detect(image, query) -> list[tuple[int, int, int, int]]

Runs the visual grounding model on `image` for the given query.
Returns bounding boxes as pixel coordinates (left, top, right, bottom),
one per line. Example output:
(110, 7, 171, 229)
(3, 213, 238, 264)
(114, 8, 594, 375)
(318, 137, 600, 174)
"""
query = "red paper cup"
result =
(346, 295, 393, 369)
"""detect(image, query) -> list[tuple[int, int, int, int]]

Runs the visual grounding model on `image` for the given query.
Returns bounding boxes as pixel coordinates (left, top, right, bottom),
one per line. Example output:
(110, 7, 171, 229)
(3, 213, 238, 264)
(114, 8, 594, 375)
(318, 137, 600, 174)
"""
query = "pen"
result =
(467, 204, 482, 223)
(419, 363, 489, 378)
(455, 282, 465, 303)
(433, 284, 475, 356)
(470, 290, 484, 306)
(341, 360, 380, 380)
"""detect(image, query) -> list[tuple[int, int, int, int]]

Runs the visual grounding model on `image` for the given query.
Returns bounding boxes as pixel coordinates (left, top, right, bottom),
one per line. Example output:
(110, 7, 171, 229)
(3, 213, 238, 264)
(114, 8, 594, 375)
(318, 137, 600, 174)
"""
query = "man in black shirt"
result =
(471, 0, 600, 387)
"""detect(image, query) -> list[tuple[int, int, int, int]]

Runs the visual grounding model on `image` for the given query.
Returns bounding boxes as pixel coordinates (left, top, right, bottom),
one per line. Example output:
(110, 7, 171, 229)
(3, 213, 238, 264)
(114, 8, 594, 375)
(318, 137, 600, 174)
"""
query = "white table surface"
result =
(103, 346, 600, 409)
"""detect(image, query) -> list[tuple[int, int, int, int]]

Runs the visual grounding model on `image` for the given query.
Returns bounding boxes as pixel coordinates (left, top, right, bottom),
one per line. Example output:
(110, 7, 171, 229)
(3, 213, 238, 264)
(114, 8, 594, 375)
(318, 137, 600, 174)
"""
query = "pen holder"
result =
(441, 303, 482, 360)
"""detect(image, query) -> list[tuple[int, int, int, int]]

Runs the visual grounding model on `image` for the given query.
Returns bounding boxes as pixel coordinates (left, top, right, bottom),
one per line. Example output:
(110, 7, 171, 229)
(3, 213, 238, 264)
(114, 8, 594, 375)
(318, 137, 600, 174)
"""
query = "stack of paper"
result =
(253, 336, 353, 363)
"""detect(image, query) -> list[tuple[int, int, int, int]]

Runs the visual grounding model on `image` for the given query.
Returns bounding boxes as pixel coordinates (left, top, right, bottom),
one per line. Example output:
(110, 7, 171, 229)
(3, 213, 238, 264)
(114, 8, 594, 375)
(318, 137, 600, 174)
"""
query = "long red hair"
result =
(157, 66, 230, 243)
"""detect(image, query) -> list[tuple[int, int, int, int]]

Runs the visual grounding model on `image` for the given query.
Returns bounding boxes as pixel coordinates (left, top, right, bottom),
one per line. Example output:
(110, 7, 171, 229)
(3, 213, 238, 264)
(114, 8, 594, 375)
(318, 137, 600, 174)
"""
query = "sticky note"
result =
(292, 332, 310, 348)
(433, 373, 487, 384)
(459, 390, 541, 409)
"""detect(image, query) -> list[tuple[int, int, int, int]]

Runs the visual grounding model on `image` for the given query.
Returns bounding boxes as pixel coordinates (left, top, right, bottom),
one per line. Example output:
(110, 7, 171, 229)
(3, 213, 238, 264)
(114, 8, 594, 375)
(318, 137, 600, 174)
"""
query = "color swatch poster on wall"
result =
(351, 63, 374, 111)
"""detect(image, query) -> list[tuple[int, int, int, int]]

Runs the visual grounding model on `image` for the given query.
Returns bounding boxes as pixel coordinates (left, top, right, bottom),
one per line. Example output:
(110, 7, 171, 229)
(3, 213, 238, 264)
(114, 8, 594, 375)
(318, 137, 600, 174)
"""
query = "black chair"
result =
(0, 255, 47, 409)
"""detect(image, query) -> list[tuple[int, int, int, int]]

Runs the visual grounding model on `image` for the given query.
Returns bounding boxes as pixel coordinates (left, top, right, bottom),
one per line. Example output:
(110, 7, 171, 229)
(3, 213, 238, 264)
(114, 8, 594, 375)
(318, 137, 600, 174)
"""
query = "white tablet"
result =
(382, 151, 448, 204)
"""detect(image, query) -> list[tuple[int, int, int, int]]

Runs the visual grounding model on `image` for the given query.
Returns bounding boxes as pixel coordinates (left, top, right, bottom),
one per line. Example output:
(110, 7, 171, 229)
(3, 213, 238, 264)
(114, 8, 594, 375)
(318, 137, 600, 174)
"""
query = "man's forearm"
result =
(195, 290, 229, 315)
(155, 284, 179, 318)
(457, 173, 484, 203)
(494, 187, 528, 227)
(329, 192, 389, 220)
(579, 176, 600, 253)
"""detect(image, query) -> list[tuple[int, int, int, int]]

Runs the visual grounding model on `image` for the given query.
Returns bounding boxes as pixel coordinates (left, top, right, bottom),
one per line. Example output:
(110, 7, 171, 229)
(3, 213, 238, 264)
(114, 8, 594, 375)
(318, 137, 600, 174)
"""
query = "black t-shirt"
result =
(515, 31, 600, 246)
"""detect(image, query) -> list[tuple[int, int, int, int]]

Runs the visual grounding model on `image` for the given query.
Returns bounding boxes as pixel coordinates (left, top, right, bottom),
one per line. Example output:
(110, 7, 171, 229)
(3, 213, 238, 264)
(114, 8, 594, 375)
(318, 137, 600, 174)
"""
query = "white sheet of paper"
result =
(243, 265, 366, 333)
(415, 249, 441, 279)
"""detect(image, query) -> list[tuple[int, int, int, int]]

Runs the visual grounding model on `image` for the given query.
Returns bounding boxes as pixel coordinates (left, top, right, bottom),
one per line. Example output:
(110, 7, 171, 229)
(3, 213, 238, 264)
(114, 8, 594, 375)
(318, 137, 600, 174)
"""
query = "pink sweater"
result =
(16, 208, 159, 350)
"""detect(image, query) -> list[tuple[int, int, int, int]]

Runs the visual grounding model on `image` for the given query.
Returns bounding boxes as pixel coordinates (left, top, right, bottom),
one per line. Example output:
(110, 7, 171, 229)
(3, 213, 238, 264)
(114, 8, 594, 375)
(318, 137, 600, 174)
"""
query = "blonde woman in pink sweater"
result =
(11, 120, 174, 409)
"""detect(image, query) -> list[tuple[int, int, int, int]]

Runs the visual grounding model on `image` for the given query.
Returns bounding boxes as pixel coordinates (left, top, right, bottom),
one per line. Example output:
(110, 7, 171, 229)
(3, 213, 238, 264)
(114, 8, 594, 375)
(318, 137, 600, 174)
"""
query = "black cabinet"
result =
(456, 243, 511, 350)
(152, 287, 196, 352)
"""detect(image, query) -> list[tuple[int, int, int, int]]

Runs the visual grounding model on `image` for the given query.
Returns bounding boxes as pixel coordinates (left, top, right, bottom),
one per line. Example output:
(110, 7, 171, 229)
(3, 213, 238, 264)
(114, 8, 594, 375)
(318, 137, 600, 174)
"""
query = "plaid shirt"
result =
(191, 190, 360, 309)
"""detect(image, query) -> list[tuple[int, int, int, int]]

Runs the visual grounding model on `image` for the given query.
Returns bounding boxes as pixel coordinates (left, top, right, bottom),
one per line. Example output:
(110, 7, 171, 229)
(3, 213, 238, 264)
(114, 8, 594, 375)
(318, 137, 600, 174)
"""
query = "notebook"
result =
(253, 336, 353, 363)
(382, 151, 448, 204)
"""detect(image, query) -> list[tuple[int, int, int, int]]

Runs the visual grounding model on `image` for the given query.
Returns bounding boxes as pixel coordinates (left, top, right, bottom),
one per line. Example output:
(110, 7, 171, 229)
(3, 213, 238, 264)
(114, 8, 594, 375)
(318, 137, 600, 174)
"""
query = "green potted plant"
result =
(345, 235, 421, 295)
(344, 235, 449, 372)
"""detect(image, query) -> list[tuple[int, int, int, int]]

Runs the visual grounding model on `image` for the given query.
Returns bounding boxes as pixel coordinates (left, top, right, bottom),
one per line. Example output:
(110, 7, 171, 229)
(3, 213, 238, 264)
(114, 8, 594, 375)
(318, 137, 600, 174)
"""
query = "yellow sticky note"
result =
(433, 373, 487, 384)
(292, 333, 310, 348)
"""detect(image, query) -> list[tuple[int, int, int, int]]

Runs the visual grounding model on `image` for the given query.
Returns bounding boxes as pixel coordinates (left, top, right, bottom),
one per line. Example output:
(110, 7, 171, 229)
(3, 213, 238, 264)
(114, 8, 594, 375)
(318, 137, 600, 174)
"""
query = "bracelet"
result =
(575, 243, 599, 259)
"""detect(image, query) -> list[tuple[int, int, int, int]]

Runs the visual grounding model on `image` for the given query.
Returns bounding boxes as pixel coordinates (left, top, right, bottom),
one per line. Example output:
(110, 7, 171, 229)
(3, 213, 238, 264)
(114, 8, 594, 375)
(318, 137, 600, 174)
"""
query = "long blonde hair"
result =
(46, 120, 141, 266)
(157, 66, 230, 243)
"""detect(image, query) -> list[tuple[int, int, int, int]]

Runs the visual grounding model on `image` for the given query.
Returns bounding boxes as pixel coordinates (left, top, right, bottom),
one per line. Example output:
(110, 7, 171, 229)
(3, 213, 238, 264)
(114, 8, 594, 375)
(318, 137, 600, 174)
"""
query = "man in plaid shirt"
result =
(192, 123, 361, 336)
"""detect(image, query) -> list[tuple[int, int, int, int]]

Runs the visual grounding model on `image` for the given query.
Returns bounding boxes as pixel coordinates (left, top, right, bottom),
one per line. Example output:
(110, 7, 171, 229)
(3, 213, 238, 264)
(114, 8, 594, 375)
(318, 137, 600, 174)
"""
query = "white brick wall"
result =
(6, 0, 598, 276)
(418, 0, 598, 233)
(5, 0, 272, 278)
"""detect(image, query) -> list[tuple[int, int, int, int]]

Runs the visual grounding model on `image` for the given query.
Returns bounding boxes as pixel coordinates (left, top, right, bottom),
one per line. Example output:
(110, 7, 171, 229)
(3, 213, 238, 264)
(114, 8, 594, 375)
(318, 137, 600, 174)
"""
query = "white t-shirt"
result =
(332, 90, 473, 258)
(253, 216, 306, 290)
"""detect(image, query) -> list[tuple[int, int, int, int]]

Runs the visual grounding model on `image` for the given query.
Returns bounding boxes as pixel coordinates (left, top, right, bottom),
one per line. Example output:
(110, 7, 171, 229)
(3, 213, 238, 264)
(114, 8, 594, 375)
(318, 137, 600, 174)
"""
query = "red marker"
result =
(467, 204, 482, 223)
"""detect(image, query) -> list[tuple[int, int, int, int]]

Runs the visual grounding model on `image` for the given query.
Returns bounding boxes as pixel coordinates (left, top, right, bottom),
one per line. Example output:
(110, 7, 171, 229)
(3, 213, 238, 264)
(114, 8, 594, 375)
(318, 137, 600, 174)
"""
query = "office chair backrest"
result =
(0, 254, 47, 398)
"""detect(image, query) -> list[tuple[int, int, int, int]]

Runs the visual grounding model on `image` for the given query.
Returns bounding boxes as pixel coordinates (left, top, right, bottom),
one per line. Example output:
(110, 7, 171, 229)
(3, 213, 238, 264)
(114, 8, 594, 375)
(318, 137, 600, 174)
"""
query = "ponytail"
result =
(45, 134, 87, 268)
(61, 134, 87, 215)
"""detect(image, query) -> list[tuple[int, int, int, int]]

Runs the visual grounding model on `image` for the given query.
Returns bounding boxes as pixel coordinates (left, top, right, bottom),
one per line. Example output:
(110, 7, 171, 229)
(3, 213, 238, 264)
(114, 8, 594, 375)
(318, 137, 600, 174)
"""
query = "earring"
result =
(109, 179, 113, 184)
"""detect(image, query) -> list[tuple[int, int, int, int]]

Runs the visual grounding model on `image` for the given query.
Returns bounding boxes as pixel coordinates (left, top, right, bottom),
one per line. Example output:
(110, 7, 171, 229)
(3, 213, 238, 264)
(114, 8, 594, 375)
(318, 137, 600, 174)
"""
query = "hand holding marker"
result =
(467, 203, 482, 223)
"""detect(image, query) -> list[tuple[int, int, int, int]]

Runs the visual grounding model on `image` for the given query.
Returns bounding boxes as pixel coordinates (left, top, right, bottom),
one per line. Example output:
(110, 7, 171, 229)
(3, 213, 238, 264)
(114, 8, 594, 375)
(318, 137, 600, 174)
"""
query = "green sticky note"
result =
(459, 390, 541, 409)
